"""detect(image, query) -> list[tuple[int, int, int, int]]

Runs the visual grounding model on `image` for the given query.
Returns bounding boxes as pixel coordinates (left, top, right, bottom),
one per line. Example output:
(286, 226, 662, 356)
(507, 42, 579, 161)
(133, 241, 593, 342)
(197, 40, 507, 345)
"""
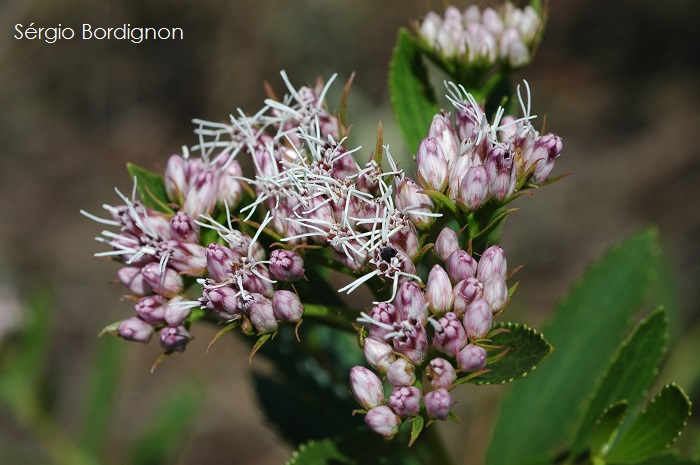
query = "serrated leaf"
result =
(486, 229, 660, 465)
(607, 384, 692, 464)
(588, 401, 628, 458)
(571, 307, 668, 455)
(126, 162, 171, 213)
(388, 28, 439, 154)
(286, 438, 352, 465)
(468, 323, 553, 385)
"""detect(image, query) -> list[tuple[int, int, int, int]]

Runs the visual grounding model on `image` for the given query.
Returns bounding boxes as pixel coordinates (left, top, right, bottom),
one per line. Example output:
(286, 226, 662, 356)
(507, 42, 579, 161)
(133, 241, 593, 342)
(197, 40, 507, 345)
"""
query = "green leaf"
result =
(634, 452, 700, 465)
(128, 383, 201, 465)
(588, 401, 629, 459)
(286, 438, 352, 465)
(388, 28, 439, 154)
(607, 383, 692, 464)
(468, 323, 553, 385)
(486, 228, 660, 465)
(126, 162, 171, 213)
(572, 307, 669, 455)
(409, 415, 425, 447)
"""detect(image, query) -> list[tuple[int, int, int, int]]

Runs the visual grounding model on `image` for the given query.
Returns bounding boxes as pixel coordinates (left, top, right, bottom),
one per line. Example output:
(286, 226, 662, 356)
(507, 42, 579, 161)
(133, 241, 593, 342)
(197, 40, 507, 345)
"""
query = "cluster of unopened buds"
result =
(352, 240, 511, 438)
(418, 2, 543, 70)
(83, 65, 561, 438)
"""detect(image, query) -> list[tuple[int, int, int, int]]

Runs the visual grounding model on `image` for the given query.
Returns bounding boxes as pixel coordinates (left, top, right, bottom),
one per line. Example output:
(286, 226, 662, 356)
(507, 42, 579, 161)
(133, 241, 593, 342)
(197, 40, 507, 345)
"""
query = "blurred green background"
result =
(1, 0, 699, 464)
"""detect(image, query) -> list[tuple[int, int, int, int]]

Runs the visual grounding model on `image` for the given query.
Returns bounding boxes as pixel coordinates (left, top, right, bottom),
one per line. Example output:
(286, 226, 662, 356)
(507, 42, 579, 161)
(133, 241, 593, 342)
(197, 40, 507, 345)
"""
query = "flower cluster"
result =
(418, 81, 562, 211)
(418, 2, 543, 70)
(351, 241, 510, 438)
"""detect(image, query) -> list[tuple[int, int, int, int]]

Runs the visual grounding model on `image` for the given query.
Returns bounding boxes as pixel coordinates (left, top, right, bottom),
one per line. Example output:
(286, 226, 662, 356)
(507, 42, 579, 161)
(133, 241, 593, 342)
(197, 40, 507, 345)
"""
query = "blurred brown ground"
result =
(1, 0, 699, 464)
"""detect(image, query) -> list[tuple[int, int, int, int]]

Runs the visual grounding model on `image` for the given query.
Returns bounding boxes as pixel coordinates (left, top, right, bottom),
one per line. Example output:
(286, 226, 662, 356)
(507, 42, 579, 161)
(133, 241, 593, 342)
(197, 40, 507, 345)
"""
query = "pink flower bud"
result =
(158, 241, 206, 274)
(118, 317, 153, 343)
(200, 285, 243, 321)
(350, 366, 384, 410)
(459, 165, 489, 211)
(386, 358, 416, 387)
(117, 267, 151, 296)
(365, 405, 401, 439)
(364, 337, 396, 374)
(272, 290, 304, 323)
(395, 177, 434, 229)
(392, 321, 428, 365)
(141, 262, 184, 298)
(420, 12, 442, 44)
(216, 158, 243, 209)
(269, 249, 305, 282)
(482, 7, 504, 36)
(164, 154, 188, 203)
(183, 168, 219, 218)
(446, 250, 478, 284)
(483, 276, 508, 314)
(164, 297, 191, 326)
(134, 295, 167, 325)
(500, 27, 530, 68)
(159, 325, 191, 352)
(485, 144, 516, 201)
(434, 227, 460, 262)
(367, 303, 397, 340)
(205, 243, 238, 282)
(417, 137, 448, 192)
(395, 282, 428, 324)
(424, 388, 454, 420)
(426, 265, 454, 314)
(457, 343, 487, 372)
(452, 277, 483, 316)
(530, 133, 563, 183)
(428, 113, 459, 167)
(464, 298, 493, 340)
(432, 312, 468, 356)
(246, 293, 277, 334)
(389, 386, 422, 418)
(427, 358, 456, 389)
(477, 245, 508, 282)
(170, 211, 200, 242)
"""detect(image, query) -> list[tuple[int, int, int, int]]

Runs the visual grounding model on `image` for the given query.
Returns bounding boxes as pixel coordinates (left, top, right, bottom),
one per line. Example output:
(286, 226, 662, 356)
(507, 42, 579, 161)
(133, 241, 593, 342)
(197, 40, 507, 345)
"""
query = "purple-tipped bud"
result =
(141, 263, 184, 298)
(117, 267, 152, 296)
(431, 312, 468, 356)
(159, 241, 206, 275)
(170, 211, 200, 242)
(459, 165, 489, 211)
(272, 290, 304, 323)
(392, 321, 428, 365)
(389, 386, 422, 419)
(269, 249, 305, 282)
(483, 276, 509, 314)
(216, 159, 243, 209)
(446, 250, 478, 284)
(424, 388, 454, 420)
(395, 177, 434, 230)
(428, 113, 459, 167)
(367, 303, 397, 340)
(416, 137, 448, 192)
(159, 325, 191, 352)
(457, 343, 487, 372)
(350, 366, 385, 410)
(452, 277, 484, 316)
(118, 317, 153, 343)
(243, 268, 275, 298)
(426, 265, 454, 314)
(530, 133, 563, 183)
(434, 228, 460, 262)
(183, 169, 218, 218)
(386, 358, 416, 387)
(246, 293, 277, 334)
(134, 295, 167, 325)
(464, 298, 493, 340)
(365, 406, 401, 439)
(164, 297, 191, 326)
(205, 243, 237, 282)
(485, 144, 516, 201)
(477, 245, 508, 282)
(164, 154, 188, 203)
(200, 285, 242, 321)
(427, 358, 457, 389)
(364, 337, 396, 374)
(395, 282, 428, 324)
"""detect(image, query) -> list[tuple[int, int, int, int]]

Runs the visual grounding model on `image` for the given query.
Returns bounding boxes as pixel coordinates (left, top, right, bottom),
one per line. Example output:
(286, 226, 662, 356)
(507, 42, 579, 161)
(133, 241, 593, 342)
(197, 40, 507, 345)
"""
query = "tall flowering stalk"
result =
(80, 2, 693, 464)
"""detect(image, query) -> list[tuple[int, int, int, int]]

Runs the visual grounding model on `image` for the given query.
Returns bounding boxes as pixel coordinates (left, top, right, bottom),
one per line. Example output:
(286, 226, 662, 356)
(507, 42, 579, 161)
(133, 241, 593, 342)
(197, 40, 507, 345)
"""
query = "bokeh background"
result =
(1, 0, 699, 464)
